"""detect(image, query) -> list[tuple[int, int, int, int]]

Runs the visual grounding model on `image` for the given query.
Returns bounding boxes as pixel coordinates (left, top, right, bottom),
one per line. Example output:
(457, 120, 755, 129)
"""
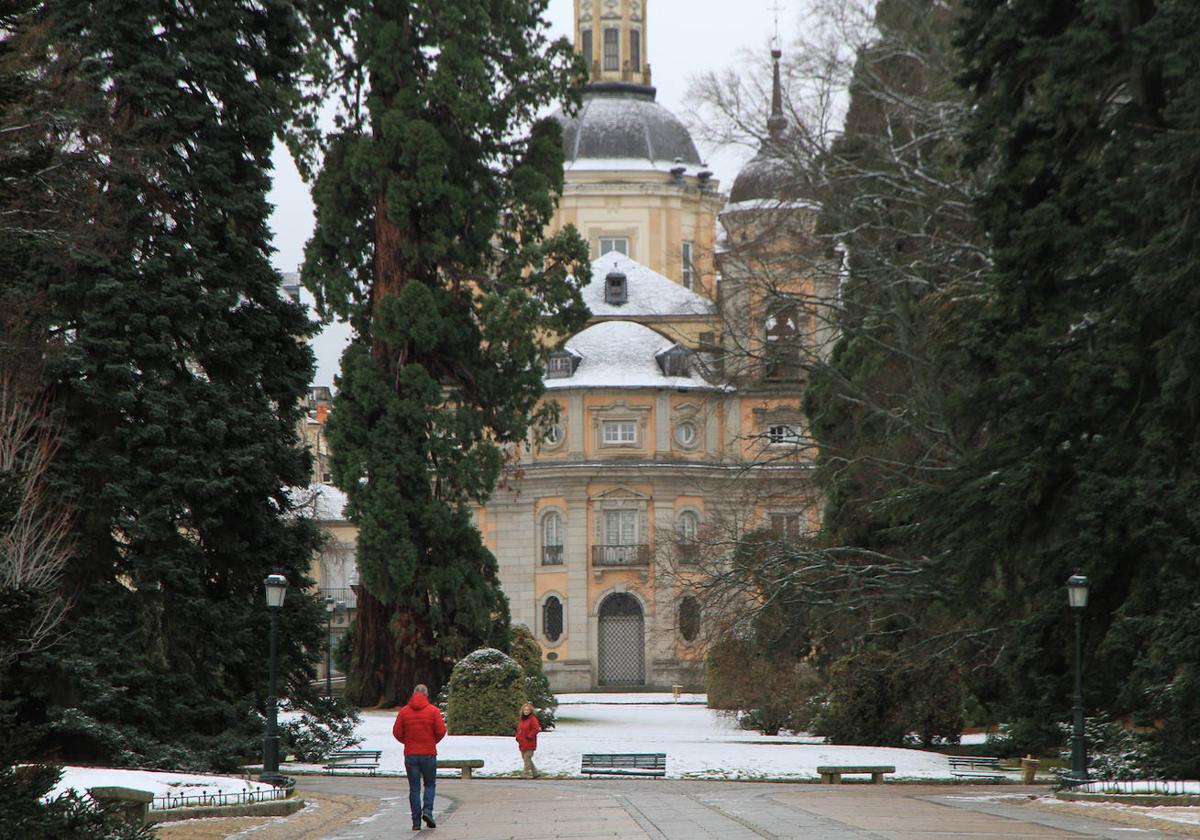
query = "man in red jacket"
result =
(393, 684, 447, 830)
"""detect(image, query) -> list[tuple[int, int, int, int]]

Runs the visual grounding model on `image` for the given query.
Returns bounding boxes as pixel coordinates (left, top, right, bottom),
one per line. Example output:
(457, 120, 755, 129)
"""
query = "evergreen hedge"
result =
(445, 648, 525, 735)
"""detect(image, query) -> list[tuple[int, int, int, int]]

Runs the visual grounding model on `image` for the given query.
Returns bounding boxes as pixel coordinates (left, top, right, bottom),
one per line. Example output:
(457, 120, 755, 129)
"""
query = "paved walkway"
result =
(295, 776, 1195, 840)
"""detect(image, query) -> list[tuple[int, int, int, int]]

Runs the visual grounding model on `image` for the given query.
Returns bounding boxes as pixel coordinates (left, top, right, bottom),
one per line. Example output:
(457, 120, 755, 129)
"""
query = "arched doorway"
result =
(598, 592, 644, 686)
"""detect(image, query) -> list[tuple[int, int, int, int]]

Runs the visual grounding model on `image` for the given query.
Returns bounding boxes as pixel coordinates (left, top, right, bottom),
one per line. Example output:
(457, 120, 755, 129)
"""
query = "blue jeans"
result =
(404, 754, 437, 822)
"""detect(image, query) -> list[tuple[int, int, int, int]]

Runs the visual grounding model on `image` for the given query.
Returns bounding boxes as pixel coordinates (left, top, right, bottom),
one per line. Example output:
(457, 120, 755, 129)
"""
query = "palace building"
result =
(309, 0, 828, 691)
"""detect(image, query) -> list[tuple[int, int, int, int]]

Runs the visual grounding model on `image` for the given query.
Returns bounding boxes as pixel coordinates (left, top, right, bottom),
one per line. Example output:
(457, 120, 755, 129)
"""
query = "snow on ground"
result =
(50, 767, 275, 806)
(288, 693, 964, 781)
(557, 692, 707, 705)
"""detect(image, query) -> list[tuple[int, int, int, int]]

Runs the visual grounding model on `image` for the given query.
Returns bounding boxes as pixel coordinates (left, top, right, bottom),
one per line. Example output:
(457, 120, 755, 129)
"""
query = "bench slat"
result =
(581, 753, 667, 777)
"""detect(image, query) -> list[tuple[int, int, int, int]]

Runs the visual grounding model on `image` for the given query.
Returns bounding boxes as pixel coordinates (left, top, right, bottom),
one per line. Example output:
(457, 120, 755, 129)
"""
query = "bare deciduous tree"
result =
(0, 302, 72, 672)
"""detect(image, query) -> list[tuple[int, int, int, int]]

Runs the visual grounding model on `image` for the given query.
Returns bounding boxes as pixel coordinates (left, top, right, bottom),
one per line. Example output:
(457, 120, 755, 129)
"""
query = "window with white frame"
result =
(673, 420, 698, 449)
(681, 240, 694, 289)
(542, 510, 564, 565)
(766, 423, 802, 446)
(602, 419, 637, 445)
(604, 509, 638, 545)
(599, 236, 628, 256)
(545, 352, 574, 378)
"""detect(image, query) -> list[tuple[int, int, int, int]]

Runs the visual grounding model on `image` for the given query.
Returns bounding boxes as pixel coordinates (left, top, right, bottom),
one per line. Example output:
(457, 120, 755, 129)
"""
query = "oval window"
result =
(543, 596, 564, 643)
(674, 421, 698, 448)
(678, 596, 701, 642)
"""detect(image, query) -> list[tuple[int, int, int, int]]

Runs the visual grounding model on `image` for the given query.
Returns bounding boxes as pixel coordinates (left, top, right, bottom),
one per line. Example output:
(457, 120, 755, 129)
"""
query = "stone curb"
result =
(147, 796, 306, 824)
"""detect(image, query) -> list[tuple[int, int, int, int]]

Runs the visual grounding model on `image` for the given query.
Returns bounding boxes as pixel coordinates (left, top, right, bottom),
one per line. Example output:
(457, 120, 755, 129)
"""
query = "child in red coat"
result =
(515, 702, 541, 779)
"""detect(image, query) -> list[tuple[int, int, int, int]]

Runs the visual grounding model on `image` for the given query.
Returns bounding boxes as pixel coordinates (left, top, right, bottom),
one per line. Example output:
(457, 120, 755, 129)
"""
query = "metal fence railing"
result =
(151, 784, 288, 811)
(1071, 779, 1200, 796)
(592, 545, 650, 567)
(318, 587, 357, 609)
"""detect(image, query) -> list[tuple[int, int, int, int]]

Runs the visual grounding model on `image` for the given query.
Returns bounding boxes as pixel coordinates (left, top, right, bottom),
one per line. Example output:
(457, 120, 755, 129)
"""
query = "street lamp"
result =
(1066, 573, 1089, 784)
(261, 573, 288, 786)
(324, 597, 345, 698)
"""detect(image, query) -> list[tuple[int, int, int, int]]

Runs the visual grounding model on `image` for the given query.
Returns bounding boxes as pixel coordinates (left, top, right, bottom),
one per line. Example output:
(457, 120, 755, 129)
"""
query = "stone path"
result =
(294, 776, 1197, 840)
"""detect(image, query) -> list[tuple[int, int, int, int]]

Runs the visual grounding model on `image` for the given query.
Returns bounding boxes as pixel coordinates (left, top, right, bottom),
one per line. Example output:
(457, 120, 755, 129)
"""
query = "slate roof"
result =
(546, 320, 724, 392)
(555, 82, 702, 168)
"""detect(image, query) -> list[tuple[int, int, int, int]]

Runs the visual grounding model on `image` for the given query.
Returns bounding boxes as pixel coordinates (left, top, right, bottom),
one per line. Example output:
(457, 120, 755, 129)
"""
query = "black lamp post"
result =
(261, 573, 288, 785)
(324, 597, 344, 698)
(1066, 573, 1089, 784)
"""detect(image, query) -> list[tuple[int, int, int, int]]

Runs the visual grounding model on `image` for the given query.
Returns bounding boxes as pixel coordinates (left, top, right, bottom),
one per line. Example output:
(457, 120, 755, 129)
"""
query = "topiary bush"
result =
(509, 624, 557, 729)
(445, 648, 525, 735)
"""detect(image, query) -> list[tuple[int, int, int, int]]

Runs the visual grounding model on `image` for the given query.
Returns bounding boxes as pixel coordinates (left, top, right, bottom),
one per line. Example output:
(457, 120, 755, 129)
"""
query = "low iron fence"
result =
(152, 784, 288, 811)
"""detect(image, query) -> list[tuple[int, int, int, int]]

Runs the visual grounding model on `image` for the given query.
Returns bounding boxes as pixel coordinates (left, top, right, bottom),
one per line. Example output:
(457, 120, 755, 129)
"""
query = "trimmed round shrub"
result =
(509, 624, 557, 729)
(445, 648, 525, 735)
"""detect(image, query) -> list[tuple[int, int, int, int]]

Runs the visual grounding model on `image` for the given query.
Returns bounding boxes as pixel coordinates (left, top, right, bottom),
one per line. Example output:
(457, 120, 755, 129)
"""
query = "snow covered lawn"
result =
(50, 767, 277, 808)
(287, 692, 967, 781)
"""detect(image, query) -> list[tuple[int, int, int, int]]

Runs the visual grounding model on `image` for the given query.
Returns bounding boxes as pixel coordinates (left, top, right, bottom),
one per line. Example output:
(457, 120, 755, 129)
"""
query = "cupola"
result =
(575, 0, 651, 86)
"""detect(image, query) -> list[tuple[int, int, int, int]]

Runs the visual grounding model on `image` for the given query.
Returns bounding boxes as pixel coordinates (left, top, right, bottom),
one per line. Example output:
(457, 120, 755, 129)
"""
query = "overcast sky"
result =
(270, 0, 799, 388)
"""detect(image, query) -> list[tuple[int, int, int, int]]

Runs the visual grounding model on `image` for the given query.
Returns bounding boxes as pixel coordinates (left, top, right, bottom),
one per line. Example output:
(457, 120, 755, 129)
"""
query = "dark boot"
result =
(422, 811, 437, 828)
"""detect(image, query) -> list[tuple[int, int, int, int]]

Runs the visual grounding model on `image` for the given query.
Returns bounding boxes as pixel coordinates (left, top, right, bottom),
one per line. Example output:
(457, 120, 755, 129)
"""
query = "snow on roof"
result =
(565, 157, 707, 175)
(722, 197, 821, 215)
(289, 483, 349, 521)
(547, 320, 724, 392)
(582, 253, 714, 318)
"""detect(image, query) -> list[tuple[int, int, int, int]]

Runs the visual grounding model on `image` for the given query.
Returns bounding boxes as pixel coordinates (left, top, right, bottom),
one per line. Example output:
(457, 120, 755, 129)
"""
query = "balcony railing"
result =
(542, 545, 564, 566)
(318, 587, 357, 609)
(675, 541, 700, 565)
(591, 544, 650, 567)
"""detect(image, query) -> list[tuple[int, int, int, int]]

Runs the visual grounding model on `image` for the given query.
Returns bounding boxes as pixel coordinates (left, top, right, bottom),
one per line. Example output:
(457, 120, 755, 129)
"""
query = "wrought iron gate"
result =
(598, 593, 644, 686)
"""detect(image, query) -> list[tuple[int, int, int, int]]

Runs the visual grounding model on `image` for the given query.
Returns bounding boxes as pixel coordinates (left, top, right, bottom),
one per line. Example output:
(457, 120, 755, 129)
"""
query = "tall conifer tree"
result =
(298, 0, 590, 705)
(947, 0, 1200, 765)
(4, 1, 325, 767)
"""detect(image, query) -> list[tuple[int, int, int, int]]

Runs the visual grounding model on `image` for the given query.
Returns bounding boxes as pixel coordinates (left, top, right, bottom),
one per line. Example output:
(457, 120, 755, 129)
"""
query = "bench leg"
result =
(871, 773, 882, 784)
(820, 773, 838, 784)
(461, 767, 472, 779)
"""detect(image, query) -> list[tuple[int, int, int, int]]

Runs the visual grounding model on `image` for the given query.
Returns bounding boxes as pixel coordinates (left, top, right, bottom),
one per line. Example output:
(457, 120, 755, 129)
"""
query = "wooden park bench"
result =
(816, 765, 895, 784)
(947, 755, 1006, 780)
(581, 753, 667, 778)
(437, 759, 484, 779)
(323, 749, 382, 775)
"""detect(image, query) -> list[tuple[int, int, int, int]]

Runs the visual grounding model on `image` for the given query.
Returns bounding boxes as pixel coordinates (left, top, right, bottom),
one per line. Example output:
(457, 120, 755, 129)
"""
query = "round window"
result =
(673, 421, 698, 448)
(542, 423, 564, 447)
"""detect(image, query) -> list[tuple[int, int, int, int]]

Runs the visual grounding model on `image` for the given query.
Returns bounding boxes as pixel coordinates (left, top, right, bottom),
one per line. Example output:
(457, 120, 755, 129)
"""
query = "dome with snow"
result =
(546, 321, 722, 392)
(555, 82, 702, 170)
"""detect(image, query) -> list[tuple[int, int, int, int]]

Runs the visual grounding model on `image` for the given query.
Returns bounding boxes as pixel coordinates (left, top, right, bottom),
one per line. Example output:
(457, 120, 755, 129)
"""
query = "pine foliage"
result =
(2, 1, 327, 768)
(297, 0, 591, 704)
(944, 0, 1200, 768)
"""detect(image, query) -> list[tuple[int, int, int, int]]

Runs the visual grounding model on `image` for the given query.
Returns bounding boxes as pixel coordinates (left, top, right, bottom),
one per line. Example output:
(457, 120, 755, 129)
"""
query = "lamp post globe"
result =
(261, 574, 289, 785)
(1066, 573, 1089, 784)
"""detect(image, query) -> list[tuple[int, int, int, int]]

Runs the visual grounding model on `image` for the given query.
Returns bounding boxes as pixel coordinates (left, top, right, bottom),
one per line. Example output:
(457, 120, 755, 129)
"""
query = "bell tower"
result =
(575, 0, 651, 87)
